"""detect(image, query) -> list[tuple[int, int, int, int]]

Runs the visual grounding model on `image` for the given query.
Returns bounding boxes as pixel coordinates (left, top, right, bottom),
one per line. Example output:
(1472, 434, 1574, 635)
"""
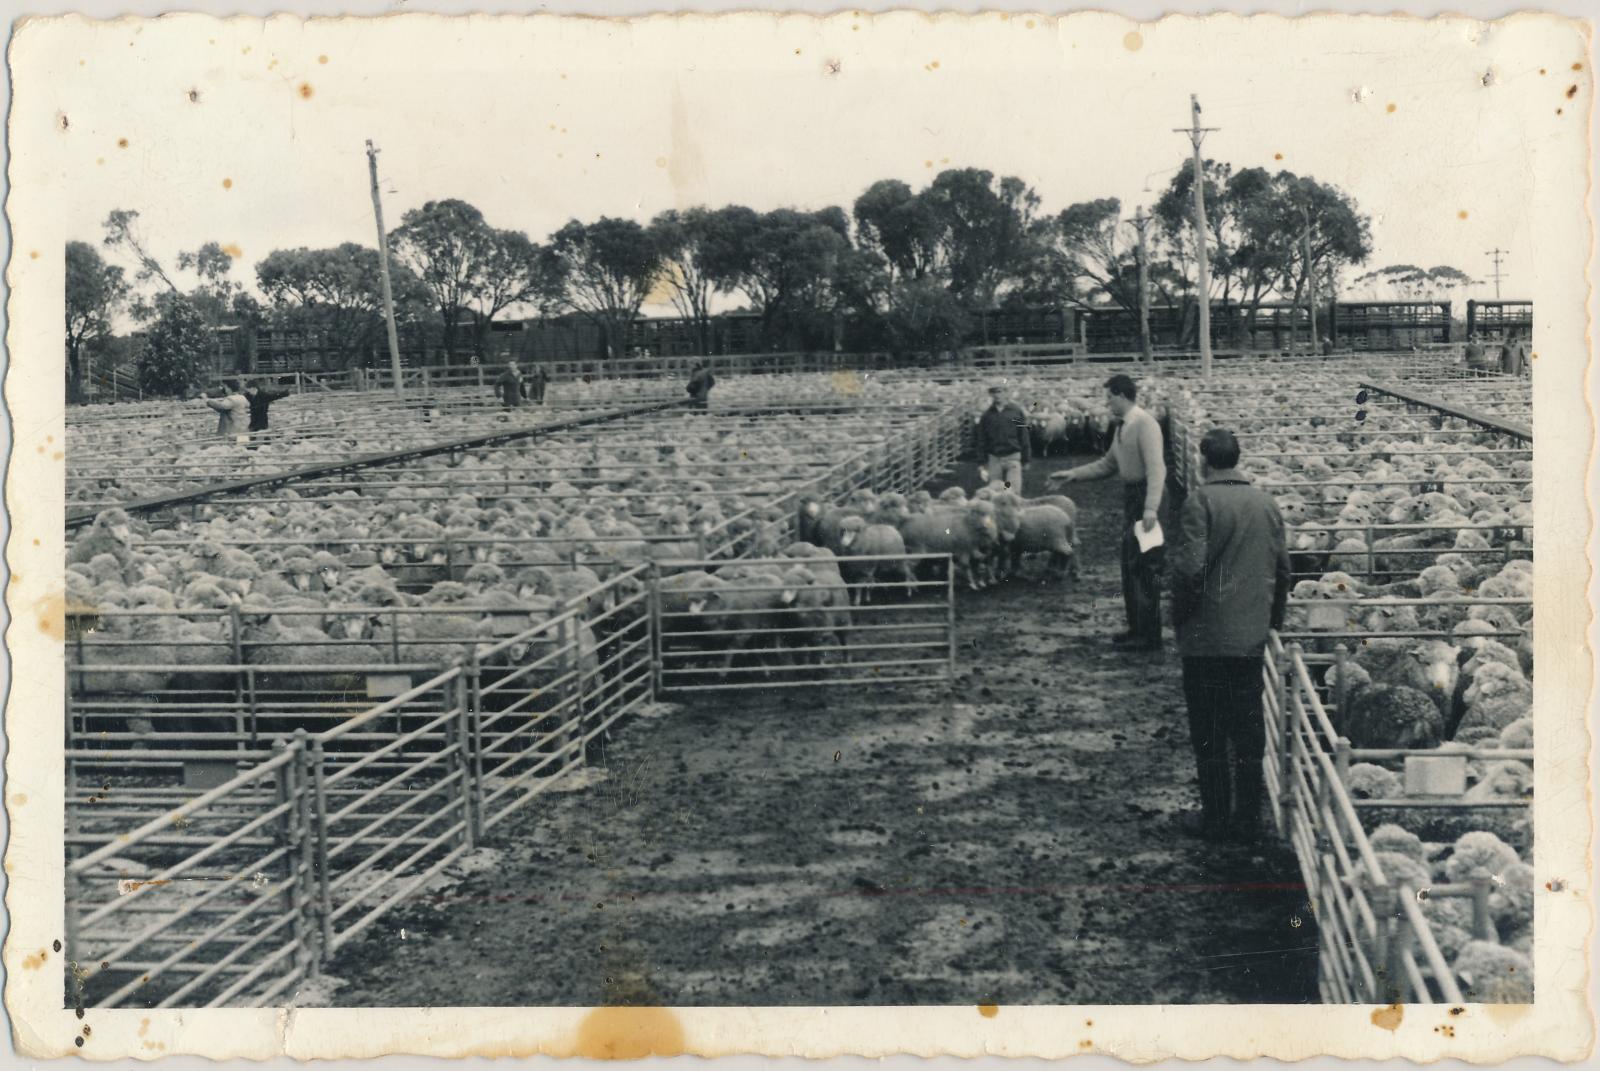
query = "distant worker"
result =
(687, 360, 716, 410)
(974, 383, 1031, 490)
(244, 378, 291, 435)
(1049, 373, 1168, 652)
(496, 360, 527, 409)
(1463, 333, 1497, 372)
(1319, 335, 1334, 356)
(525, 362, 549, 405)
(1168, 428, 1291, 843)
(202, 380, 249, 438)
(1501, 338, 1531, 377)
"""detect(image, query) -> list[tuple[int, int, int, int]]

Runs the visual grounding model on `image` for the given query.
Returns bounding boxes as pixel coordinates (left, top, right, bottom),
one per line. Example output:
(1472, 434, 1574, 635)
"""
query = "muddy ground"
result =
(324, 452, 1320, 1006)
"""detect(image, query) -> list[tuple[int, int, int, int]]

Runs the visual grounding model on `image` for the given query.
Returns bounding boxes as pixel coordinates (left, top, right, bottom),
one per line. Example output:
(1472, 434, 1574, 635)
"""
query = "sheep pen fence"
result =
(1172, 364, 1534, 1006)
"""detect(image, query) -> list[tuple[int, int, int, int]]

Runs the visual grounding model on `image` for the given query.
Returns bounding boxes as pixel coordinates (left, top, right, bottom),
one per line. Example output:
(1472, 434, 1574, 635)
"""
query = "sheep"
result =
(991, 497, 1076, 582)
(835, 516, 917, 604)
(1353, 638, 1462, 720)
(696, 567, 801, 674)
(1329, 661, 1446, 749)
(68, 508, 137, 569)
(898, 501, 1000, 592)
(1454, 661, 1532, 736)
(776, 564, 850, 665)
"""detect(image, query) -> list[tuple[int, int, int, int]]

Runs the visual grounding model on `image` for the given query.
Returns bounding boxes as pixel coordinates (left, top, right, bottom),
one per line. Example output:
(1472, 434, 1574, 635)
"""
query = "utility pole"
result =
(1176, 94, 1219, 378)
(366, 139, 405, 400)
(1129, 208, 1153, 365)
(1301, 203, 1318, 356)
(1486, 247, 1508, 301)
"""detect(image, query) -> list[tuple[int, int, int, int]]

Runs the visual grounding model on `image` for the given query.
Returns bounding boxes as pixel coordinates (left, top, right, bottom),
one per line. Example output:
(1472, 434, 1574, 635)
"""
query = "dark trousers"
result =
(1120, 481, 1164, 642)
(1181, 656, 1267, 828)
(690, 396, 709, 410)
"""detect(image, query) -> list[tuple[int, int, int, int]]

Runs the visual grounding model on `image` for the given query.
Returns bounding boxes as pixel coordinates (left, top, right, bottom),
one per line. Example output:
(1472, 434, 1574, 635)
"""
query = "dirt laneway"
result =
(324, 452, 1320, 1007)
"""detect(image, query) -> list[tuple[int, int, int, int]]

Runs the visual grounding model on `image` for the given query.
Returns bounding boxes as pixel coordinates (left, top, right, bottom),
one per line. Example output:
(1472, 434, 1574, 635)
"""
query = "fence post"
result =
(647, 561, 664, 699)
(1470, 874, 1493, 939)
(945, 554, 957, 687)
(307, 734, 334, 963)
(452, 667, 478, 850)
(465, 651, 485, 839)
(1276, 646, 1293, 826)
(566, 616, 587, 765)
(275, 736, 314, 982)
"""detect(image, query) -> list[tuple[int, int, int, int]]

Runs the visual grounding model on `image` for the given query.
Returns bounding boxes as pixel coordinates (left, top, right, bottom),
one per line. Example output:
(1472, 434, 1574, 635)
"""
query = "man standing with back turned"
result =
(1168, 428, 1291, 843)
(1048, 374, 1166, 651)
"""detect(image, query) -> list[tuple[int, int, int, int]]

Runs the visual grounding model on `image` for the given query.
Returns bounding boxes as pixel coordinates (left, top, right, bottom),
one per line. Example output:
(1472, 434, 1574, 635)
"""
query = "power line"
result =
(1485, 247, 1508, 301)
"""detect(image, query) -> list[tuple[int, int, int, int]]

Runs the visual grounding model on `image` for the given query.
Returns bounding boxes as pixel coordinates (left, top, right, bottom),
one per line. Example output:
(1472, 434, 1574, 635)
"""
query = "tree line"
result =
(69, 159, 1477, 401)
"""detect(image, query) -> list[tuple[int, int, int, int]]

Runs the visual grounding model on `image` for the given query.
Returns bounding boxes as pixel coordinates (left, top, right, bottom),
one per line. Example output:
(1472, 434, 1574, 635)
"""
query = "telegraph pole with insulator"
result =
(1176, 94, 1219, 378)
(367, 139, 405, 400)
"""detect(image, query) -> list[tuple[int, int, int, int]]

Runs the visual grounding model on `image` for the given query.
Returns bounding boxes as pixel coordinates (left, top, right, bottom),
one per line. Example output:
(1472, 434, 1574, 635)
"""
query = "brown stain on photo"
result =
(223, 178, 233, 189)
(117, 137, 129, 148)
(574, 1006, 685, 1059)
(318, 54, 329, 64)
(221, 243, 243, 259)
(1370, 1002, 1403, 1030)
(29, 250, 39, 259)
(1123, 31, 1144, 52)
(1566, 84, 1578, 98)
(1458, 210, 1469, 220)
(298, 82, 315, 99)
(34, 590, 67, 641)
(8, 793, 25, 806)
(22, 948, 48, 969)
(977, 1003, 999, 1018)
(1385, 102, 1397, 114)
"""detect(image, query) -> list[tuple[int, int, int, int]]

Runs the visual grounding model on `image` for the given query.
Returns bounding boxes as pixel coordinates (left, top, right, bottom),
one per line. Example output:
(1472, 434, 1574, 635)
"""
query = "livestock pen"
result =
(1174, 366, 1534, 1004)
(63, 392, 974, 1008)
(60, 350, 1535, 1009)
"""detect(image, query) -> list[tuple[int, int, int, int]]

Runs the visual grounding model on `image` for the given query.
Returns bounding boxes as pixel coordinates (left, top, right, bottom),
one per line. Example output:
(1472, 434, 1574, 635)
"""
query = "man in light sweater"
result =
(1048, 374, 1167, 651)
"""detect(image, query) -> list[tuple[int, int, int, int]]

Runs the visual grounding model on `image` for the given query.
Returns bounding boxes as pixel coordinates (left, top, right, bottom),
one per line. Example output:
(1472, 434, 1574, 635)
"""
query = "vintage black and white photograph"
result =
(5, 9, 1593, 1062)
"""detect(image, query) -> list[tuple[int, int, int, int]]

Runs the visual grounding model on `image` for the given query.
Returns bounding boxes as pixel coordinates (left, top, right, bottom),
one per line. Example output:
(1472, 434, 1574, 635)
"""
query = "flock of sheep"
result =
(1175, 369, 1535, 1002)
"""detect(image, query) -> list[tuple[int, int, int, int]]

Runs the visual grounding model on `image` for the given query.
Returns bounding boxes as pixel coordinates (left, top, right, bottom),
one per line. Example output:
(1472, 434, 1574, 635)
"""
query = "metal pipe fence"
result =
(649, 553, 956, 692)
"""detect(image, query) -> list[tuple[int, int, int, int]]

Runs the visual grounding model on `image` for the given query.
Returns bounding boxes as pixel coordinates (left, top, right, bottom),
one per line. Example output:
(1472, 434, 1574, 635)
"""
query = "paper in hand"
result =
(1134, 519, 1164, 554)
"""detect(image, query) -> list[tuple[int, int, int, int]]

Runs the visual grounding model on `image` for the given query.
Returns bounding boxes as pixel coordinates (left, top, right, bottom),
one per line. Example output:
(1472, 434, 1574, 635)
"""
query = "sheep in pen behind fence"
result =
(650, 553, 956, 692)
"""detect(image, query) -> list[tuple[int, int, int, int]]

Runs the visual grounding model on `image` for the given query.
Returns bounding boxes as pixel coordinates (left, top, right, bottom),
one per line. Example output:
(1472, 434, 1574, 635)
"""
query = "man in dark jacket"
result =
(687, 361, 715, 410)
(1169, 428, 1291, 844)
(497, 361, 527, 409)
(974, 384, 1031, 489)
(525, 362, 549, 405)
(244, 379, 291, 435)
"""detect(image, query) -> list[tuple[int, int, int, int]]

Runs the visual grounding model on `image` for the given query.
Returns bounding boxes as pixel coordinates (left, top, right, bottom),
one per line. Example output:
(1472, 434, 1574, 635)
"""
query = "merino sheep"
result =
(836, 516, 917, 604)
(898, 502, 1000, 592)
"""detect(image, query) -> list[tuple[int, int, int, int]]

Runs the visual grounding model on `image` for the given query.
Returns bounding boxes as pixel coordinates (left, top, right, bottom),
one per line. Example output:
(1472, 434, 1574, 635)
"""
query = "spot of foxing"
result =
(117, 137, 129, 149)
(298, 82, 314, 99)
(1123, 31, 1144, 52)
(319, 54, 329, 64)
(1458, 210, 1469, 220)
(1385, 102, 1397, 114)
(977, 1004, 999, 1018)
(223, 178, 233, 189)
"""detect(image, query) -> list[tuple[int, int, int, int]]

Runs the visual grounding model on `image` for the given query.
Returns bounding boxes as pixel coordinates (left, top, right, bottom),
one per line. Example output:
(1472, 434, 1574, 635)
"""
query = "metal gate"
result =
(648, 554, 955, 692)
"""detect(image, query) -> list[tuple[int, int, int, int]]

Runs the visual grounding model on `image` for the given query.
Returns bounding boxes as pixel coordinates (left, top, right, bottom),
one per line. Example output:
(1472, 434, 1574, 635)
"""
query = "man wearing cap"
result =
(1048, 373, 1167, 651)
(975, 384, 1031, 490)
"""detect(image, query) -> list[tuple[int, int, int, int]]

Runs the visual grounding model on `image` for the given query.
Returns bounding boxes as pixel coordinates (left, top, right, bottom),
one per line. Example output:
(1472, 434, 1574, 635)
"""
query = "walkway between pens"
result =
(317, 452, 1319, 1008)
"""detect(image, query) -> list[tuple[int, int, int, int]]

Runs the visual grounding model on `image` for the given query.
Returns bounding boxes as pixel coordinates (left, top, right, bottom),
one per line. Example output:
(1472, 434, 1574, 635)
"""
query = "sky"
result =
(34, 13, 1571, 321)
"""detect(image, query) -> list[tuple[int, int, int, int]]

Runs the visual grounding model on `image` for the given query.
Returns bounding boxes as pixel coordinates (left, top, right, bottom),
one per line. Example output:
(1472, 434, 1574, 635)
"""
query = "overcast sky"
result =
(36, 13, 1568, 318)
